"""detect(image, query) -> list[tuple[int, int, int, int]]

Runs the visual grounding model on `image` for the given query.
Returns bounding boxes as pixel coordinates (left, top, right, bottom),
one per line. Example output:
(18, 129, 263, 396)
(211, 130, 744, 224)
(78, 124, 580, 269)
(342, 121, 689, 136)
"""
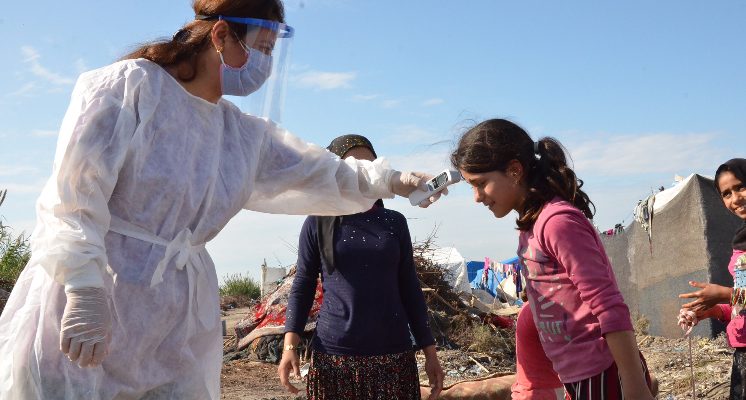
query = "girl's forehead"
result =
(718, 171, 743, 188)
(461, 170, 503, 182)
(720, 170, 740, 181)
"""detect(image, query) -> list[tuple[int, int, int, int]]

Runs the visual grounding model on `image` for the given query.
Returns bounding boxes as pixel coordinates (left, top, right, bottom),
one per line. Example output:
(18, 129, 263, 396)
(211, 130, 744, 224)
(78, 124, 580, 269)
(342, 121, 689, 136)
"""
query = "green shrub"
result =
(219, 273, 261, 300)
(0, 190, 30, 285)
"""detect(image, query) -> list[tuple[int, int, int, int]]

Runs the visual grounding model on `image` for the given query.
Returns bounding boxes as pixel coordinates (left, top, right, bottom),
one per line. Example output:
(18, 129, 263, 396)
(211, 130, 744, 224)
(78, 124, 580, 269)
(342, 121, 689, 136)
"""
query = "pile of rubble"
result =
(222, 235, 520, 391)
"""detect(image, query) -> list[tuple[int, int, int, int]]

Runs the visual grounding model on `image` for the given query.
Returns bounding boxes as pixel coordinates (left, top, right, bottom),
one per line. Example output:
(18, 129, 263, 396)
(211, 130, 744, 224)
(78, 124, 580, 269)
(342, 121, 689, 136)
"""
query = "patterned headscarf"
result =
(326, 134, 378, 159)
(715, 158, 746, 250)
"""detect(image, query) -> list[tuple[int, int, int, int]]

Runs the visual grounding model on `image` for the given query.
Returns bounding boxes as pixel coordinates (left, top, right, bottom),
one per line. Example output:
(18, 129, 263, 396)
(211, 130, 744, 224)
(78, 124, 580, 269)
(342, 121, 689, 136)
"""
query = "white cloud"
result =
(32, 129, 58, 137)
(291, 70, 356, 90)
(422, 98, 444, 107)
(8, 82, 38, 97)
(74, 59, 89, 74)
(207, 211, 307, 281)
(21, 46, 74, 86)
(0, 181, 44, 194)
(352, 94, 380, 102)
(0, 165, 39, 177)
(381, 99, 403, 109)
(387, 149, 453, 175)
(383, 124, 442, 146)
(570, 133, 722, 177)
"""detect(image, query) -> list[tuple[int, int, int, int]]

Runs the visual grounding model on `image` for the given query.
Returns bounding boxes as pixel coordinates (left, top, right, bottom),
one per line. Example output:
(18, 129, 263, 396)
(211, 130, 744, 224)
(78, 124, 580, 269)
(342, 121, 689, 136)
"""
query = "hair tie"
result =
(172, 28, 190, 43)
(534, 141, 541, 159)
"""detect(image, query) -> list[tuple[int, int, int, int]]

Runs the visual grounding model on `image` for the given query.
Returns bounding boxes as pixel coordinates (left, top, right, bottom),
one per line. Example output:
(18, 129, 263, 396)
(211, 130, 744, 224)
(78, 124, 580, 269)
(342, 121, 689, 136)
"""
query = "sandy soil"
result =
(221, 359, 304, 400)
(220, 308, 735, 399)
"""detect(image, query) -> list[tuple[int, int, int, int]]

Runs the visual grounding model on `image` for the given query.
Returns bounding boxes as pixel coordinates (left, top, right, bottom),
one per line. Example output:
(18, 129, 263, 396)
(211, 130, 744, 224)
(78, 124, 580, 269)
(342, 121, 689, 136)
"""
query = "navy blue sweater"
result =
(284, 206, 435, 356)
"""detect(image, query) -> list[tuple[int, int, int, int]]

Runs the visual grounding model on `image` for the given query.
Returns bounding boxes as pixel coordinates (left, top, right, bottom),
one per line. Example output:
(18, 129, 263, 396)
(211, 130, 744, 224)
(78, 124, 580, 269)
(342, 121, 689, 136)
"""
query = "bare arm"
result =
(604, 330, 653, 400)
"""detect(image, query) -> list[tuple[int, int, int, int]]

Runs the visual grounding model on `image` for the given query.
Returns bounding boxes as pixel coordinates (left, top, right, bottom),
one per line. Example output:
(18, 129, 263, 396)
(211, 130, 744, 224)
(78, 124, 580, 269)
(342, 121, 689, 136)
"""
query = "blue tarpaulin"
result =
(468, 256, 520, 297)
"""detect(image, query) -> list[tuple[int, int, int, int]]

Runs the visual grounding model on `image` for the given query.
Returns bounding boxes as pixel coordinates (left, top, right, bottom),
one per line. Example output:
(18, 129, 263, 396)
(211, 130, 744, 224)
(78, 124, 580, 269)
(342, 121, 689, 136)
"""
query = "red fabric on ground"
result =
(235, 274, 323, 349)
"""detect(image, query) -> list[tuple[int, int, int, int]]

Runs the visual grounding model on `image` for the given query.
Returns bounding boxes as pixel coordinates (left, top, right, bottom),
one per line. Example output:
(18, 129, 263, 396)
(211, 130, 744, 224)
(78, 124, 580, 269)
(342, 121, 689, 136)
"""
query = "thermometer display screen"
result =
(432, 172, 448, 189)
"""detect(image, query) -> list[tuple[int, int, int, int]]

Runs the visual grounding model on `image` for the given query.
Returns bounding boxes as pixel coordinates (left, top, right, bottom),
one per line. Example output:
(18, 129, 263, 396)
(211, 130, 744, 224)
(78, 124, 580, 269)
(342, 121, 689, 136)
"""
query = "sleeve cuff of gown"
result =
(63, 265, 106, 292)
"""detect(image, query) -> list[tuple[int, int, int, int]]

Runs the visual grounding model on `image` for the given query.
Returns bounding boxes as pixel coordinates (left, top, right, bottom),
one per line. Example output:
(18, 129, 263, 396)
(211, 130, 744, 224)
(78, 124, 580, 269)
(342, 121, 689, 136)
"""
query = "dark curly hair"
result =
(451, 118, 595, 231)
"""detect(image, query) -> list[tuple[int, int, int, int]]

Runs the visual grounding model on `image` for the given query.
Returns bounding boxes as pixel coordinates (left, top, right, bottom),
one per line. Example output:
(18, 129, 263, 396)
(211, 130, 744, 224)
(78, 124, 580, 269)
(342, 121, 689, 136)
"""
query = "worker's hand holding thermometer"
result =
(408, 169, 461, 207)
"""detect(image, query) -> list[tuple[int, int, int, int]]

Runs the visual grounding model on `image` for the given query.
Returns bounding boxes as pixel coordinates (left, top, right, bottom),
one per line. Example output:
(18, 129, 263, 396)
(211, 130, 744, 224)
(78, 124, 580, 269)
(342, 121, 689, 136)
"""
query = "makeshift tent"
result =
(468, 257, 522, 303)
(423, 247, 471, 294)
(601, 174, 742, 338)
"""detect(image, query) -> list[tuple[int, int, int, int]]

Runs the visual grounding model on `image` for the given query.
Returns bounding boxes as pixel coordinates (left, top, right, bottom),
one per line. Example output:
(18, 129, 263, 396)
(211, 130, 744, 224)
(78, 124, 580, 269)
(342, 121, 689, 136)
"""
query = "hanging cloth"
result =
(633, 193, 656, 254)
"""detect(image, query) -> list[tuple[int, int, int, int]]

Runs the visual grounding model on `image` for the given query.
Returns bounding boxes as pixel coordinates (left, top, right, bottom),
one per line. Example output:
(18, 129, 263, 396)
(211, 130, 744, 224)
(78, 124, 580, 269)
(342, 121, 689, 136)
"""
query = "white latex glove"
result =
(389, 171, 429, 196)
(389, 171, 448, 207)
(677, 308, 697, 336)
(60, 287, 112, 368)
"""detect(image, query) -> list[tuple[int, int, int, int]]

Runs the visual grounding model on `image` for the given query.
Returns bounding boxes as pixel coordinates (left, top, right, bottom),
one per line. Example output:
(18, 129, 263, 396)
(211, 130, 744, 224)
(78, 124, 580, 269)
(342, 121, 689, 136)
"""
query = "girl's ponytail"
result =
(521, 138, 594, 230)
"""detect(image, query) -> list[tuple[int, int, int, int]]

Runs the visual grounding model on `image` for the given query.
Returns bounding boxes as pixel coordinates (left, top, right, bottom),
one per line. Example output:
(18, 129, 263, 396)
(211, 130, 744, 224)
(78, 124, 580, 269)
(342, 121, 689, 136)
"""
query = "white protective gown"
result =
(0, 59, 394, 400)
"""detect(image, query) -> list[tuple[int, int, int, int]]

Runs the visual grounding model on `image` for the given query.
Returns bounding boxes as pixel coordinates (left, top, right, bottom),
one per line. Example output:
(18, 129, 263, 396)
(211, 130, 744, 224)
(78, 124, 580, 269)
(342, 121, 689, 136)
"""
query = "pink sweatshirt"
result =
(518, 198, 633, 383)
(715, 249, 746, 348)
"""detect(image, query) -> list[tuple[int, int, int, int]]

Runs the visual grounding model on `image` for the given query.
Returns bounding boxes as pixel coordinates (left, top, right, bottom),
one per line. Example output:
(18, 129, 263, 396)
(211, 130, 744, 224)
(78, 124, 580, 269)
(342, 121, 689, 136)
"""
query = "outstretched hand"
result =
(678, 281, 731, 311)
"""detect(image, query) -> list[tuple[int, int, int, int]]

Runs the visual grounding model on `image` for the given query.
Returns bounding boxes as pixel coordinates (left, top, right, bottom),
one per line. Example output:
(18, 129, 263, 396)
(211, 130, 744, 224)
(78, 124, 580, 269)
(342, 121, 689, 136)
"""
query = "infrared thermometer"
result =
(408, 169, 461, 206)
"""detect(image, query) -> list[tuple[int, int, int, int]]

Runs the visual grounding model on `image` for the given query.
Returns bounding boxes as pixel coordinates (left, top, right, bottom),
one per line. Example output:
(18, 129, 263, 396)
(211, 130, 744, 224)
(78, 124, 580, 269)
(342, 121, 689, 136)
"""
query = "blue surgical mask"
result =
(219, 44, 272, 97)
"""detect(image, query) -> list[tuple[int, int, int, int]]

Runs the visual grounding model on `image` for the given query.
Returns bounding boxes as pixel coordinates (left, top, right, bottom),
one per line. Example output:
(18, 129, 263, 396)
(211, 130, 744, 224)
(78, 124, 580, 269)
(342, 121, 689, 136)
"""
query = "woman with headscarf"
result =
(679, 158, 746, 399)
(278, 134, 445, 400)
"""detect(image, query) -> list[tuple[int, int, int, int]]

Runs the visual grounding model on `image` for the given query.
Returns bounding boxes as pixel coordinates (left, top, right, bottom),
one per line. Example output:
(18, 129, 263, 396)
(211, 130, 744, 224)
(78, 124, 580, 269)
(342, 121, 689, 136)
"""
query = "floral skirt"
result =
(306, 350, 420, 400)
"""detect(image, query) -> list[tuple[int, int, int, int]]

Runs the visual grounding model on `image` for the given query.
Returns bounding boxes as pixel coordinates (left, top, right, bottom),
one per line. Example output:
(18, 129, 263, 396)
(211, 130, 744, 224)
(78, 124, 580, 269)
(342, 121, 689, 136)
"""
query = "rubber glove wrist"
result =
(389, 171, 431, 197)
(63, 265, 106, 293)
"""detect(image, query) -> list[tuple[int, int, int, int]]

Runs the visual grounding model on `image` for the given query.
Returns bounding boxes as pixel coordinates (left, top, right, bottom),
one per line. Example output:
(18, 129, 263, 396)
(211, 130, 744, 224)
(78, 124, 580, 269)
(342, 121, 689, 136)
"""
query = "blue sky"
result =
(1, 1, 744, 282)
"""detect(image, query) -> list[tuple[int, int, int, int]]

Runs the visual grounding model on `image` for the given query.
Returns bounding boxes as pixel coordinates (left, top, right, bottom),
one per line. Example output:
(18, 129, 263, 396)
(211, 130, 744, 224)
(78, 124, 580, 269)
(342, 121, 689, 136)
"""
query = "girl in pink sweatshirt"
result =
(451, 118, 653, 400)
(679, 158, 746, 399)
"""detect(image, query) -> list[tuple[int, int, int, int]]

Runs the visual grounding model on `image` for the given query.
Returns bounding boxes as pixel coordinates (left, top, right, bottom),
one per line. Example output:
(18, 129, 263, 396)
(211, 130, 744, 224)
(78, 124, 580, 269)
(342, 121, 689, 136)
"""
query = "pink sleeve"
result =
(717, 303, 732, 323)
(540, 211, 633, 334)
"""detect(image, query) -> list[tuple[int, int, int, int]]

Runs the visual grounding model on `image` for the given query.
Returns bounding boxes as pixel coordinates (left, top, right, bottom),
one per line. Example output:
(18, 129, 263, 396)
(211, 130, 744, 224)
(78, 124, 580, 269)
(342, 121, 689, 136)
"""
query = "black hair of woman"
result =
(450, 118, 595, 231)
(715, 158, 746, 251)
(715, 158, 746, 193)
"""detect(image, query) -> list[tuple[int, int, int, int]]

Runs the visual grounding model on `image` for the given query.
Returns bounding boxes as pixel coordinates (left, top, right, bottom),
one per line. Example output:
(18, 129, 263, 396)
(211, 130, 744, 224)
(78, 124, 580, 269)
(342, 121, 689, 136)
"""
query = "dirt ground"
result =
(220, 308, 734, 400)
(221, 359, 304, 400)
(638, 334, 732, 399)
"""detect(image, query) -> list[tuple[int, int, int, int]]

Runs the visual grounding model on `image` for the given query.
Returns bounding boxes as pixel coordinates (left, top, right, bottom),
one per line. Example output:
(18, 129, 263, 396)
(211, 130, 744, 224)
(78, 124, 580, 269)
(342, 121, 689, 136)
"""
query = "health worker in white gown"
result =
(0, 1, 438, 399)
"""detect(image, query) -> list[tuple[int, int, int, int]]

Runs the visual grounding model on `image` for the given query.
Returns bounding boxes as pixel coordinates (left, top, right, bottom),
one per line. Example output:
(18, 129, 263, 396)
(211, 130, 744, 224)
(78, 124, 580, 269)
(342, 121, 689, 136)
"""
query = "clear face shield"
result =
(217, 16, 294, 124)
